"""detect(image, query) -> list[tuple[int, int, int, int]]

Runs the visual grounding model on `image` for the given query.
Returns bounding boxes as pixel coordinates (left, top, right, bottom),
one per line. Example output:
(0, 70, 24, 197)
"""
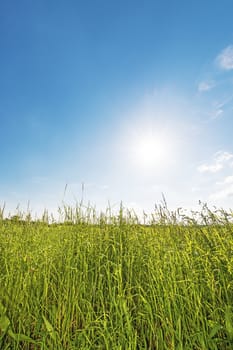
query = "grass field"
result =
(0, 203, 233, 349)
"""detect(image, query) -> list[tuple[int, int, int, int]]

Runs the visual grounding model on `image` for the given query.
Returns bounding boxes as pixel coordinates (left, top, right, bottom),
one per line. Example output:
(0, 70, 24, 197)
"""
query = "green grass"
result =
(0, 203, 233, 349)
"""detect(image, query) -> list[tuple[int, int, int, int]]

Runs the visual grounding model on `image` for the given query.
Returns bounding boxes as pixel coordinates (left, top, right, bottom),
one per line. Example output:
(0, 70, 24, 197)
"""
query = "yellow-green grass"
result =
(0, 205, 233, 349)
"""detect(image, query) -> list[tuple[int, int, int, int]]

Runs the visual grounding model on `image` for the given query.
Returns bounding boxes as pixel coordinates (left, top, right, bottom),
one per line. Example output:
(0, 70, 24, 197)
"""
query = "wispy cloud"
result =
(198, 80, 216, 92)
(214, 94, 233, 109)
(196, 46, 233, 123)
(210, 175, 233, 200)
(210, 186, 233, 200)
(209, 108, 223, 121)
(198, 163, 222, 173)
(216, 45, 233, 70)
(216, 175, 233, 185)
(198, 151, 233, 173)
(207, 94, 233, 121)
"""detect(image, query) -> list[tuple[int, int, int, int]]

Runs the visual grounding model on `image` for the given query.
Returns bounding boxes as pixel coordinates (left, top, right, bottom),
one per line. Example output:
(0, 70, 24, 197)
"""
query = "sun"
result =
(127, 127, 174, 171)
(134, 134, 166, 167)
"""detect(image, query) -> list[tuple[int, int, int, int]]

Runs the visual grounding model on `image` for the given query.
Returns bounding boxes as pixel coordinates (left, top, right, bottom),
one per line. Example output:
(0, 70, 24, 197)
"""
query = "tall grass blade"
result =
(42, 315, 57, 342)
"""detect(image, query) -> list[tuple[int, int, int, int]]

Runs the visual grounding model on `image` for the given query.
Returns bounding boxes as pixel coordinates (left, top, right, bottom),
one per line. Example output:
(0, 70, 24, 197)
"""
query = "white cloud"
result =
(211, 175, 233, 200)
(223, 175, 233, 184)
(210, 175, 233, 200)
(216, 45, 233, 70)
(198, 80, 216, 92)
(198, 163, 222, 173)
(216, 175, 233, 185)
(198, 151, 233, 173)
(210, 185, 233, 200)
(215, 151, 233, 163)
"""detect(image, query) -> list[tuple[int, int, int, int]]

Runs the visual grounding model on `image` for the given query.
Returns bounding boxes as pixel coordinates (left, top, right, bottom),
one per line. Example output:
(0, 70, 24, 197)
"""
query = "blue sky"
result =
(1, 0, 233, 217)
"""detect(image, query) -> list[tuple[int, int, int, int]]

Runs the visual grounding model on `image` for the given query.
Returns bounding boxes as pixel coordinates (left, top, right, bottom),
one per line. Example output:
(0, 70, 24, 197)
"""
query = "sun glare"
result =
(127, 127, 175, 172)
(135, 134, 166, 166)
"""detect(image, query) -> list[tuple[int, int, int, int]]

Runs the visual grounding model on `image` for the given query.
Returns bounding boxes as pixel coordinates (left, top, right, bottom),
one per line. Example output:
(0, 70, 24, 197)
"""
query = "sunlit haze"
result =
(122, 119, 177, 173)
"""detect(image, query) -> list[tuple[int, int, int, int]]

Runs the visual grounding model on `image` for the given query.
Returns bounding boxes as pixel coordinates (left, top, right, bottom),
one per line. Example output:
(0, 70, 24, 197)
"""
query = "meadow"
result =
(0, 203, 233, 349)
